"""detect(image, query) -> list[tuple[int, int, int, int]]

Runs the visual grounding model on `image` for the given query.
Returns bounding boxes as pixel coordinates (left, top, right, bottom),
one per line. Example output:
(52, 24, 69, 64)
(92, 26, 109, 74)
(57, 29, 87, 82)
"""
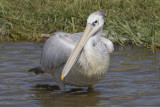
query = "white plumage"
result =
(31, 11, 114, 92)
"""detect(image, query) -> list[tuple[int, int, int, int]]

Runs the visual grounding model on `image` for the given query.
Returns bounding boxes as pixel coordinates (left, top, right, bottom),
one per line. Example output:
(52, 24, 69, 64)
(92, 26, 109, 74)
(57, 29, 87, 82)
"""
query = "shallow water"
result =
(0, 42, 160, 107)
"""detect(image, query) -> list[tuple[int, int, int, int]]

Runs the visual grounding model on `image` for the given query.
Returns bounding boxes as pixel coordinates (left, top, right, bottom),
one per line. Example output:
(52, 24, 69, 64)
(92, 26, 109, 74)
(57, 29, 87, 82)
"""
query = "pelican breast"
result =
(63, 38, 110, 86)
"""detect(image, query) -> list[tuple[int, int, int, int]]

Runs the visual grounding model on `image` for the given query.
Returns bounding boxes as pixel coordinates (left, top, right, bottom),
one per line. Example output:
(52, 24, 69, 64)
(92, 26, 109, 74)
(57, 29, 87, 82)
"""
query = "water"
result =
(0, 42, 160, 107)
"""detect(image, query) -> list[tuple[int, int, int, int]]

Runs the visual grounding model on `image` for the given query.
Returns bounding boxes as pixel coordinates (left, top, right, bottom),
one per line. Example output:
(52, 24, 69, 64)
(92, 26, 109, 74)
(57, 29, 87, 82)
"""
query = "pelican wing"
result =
(101, 37, 114, 54)
(40, 32, 82, 71)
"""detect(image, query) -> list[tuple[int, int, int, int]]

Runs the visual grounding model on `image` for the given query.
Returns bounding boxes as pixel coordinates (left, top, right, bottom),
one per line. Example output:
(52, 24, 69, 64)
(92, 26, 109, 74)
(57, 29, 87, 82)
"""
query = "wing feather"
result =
(101, 37, 114, 54)
(40, 32, 82, 72)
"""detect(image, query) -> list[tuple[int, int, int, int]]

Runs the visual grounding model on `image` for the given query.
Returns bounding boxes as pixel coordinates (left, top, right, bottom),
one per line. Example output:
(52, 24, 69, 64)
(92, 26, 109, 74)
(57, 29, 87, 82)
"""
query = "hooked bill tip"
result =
(61, 74, 64, 80)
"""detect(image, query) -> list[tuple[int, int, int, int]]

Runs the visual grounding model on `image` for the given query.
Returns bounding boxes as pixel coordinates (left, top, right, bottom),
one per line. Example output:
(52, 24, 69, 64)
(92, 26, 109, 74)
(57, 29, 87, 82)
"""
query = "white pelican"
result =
(29, 11, 114, 92)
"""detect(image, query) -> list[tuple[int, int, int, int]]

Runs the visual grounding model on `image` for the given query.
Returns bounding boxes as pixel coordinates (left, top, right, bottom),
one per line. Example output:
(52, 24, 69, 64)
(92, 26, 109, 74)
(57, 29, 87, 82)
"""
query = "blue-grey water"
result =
(0, 42, 160, 107)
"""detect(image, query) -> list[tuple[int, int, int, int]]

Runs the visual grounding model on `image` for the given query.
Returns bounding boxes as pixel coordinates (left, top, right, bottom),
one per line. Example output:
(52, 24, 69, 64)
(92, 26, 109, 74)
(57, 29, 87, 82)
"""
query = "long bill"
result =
(61, 24, 98, 80)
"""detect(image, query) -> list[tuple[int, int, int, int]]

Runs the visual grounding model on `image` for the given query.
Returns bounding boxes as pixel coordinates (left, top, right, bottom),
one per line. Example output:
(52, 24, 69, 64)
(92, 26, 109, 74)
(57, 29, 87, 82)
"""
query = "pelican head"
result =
(87, 11, 105, 30)
(61, 11, 106, 80)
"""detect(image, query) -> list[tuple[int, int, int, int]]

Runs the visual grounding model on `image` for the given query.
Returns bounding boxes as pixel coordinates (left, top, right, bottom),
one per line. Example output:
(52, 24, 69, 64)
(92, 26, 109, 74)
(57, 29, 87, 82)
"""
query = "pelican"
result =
(29, 11, 114, 92)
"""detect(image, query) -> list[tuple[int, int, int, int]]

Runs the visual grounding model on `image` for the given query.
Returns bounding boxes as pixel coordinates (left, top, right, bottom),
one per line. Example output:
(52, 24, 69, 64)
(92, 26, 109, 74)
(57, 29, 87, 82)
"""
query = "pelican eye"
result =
(92, 20, 98, 26)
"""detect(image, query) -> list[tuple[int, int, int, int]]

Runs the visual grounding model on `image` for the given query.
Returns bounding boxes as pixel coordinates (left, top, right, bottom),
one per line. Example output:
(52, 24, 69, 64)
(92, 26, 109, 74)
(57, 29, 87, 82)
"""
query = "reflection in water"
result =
(0, 42, 160, 106)
(31, 84, 107, 107)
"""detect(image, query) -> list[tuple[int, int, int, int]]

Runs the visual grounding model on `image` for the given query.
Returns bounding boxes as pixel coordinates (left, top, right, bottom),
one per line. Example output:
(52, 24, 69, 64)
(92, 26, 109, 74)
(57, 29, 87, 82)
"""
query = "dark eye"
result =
(92, 20, 98, 26)
(94, 20, 98, 23)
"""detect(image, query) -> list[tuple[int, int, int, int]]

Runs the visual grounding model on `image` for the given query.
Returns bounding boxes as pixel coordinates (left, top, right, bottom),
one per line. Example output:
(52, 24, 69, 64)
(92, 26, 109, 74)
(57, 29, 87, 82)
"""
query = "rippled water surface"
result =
(0, 42, 160, 107)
